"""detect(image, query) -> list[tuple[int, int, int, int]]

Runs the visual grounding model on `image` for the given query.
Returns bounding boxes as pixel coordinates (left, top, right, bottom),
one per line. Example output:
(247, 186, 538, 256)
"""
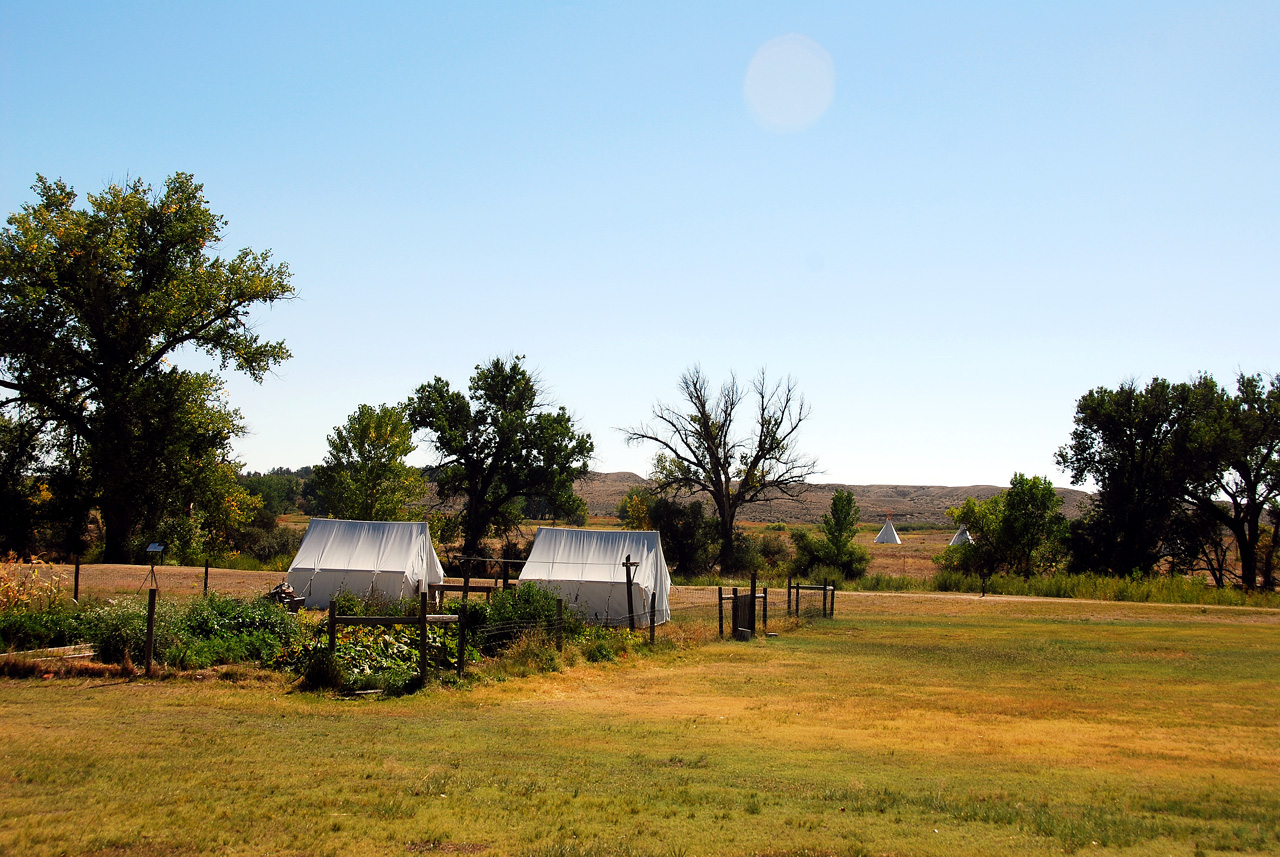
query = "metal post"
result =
(830, 581, 836, 618)
(623, 554, 636, 632)
(203, 557, 209, 595)
(822, 580, 827, 617)
(717, 586, 724, 638)
(144, 587, 157, 677)
(419, 592, 429, 680)
(73, 557, 80, 602)
(762, 587, 768, 633)
(786, 575, 792, 615)
(649, 591, 657, 644)
(327, 600, 337, 653)
(556, 598, 564, 652)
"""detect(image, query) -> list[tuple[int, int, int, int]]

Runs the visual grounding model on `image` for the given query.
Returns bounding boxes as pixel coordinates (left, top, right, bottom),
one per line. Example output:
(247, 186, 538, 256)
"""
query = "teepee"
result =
(874, 519, 901, 545)
(949, 525, 974, 546)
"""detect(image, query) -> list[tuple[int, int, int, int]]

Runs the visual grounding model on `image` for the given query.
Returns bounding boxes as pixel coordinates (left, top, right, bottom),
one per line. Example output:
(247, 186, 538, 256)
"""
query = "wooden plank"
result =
(334, 615, 458, 626)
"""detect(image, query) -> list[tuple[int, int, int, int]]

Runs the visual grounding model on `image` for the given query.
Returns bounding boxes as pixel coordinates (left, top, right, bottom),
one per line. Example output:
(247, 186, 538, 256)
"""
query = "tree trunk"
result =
(1238, 524, 1259, 591)
(717, 514, 735, 574)
(100, 493, 136, 564)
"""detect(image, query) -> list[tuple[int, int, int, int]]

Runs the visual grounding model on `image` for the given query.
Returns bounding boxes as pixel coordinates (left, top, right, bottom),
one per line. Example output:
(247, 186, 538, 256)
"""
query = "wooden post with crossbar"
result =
(622, 553, 639, 632)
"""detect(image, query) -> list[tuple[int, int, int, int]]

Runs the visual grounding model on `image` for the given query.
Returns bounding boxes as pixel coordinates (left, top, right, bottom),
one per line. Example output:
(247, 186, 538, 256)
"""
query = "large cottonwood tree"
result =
(624, 366, 817, 571)
(0, 174, 293, 561)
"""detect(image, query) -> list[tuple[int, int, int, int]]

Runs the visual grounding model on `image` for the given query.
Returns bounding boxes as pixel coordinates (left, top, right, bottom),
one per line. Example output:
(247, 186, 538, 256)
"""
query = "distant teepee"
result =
(949, 525, 974, 546)
(874, 519, 901, 545)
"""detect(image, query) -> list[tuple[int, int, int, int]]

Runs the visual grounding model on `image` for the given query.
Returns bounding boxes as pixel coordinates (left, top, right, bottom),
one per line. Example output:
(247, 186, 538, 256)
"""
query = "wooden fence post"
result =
(456, 608, 467, 677)
(462, 559, 471, 602)
(556, 599, 564, 653)
(717, 586, 724, 638)
(786, 575, 792, 615)
(418, 592, 429, 680)
(762, 587, 768, 633)
(144, 587, 157, 677)
(73, 557, 80, 602)
(750, 570, 757, 633)
(503, 564, 510, 591)
(203, 557, 209, 595)
(327, 600, 337, 654)
(649, 591, 657, 644)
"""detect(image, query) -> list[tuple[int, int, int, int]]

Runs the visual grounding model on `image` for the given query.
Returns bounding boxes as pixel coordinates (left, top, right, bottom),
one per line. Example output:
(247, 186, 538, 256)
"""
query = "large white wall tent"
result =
(874, 520, 902, 544)
(285, 519, 445, 608)
(519, 527, 671, 626)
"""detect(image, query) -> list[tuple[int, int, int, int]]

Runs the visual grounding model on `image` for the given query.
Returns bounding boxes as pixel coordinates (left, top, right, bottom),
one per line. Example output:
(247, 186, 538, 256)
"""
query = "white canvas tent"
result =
(949, 525, 974, 546)
(285, 519, 445, 609)
(874, 520, 902, 544)
(519, 527, 671, 626)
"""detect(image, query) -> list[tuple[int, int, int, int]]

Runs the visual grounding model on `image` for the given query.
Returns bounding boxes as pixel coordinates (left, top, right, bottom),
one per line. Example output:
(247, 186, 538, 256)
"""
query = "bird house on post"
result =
(143, 542, 165, 677)
(145, 543, 166, 587)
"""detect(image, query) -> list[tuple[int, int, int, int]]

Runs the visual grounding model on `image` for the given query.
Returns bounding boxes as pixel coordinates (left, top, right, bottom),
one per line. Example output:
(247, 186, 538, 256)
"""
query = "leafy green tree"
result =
(241, 470, 302, 517)
(0, 411, 43, 555)
(0, 174, 293, 561)
(1055, 377, 1217, 576)
(1058, 373, 1280, 588)
(407, 356, 594, 559)
(624, 366, 818, 572)
(1184, 373, 1280, 590)
(616, 486, 653, 530)
(791, 489, 871, 580)
(936, 474, 1068, 592)
(313, 404, 422, 521)
(645, 496, 719, 575)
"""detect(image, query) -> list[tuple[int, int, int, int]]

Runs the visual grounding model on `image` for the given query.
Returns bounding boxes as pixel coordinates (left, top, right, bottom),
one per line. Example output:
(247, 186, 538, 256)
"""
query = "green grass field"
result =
(2, 592, 1278, 856)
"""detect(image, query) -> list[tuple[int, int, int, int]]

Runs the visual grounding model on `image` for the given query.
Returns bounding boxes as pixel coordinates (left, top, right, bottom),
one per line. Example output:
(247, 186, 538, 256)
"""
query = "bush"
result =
(80, 594, 301, 668)
(723, 531, 764, 576)
(648, 497, 718, 575)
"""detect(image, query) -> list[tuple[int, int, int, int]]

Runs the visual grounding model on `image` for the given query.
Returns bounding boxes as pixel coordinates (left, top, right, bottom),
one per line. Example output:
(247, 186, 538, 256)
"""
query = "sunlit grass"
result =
(1, 594, 1277, 856)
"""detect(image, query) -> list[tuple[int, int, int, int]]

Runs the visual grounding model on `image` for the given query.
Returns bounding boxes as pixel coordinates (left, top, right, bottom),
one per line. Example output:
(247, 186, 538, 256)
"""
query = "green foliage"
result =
(60, 593, 303, 669)
(313, 403, 422, 521)
(240, 471, 302, 516)
(723, 530, 764, 575)
(646, 496, 718, 575)
(791, 489, 872, 580)
(935, 474, 1067, 585)
(1056, 371, 1280, 589)
(616, 486, 652, 530)
(928, 569, 1280, 607)
(427, 511, 463, 548)
(408, 355, 594, 557)
(0, 173, 293, 562)
(758, 530, 792, 569)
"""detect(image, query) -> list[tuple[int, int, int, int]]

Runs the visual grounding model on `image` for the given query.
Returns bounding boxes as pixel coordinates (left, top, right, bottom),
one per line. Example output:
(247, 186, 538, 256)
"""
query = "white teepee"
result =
(949, 525, 974, 546)
(874, 520, 901, 545)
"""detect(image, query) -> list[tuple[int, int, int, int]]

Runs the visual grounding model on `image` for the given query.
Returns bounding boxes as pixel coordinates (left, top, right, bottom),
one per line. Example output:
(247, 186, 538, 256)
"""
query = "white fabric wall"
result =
(285, 519, 445, 608)
(519, 527, 671, 626)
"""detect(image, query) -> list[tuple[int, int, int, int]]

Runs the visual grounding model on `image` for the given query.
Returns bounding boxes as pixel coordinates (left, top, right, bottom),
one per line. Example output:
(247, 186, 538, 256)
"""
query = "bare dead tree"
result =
(623, 366, 818, 570)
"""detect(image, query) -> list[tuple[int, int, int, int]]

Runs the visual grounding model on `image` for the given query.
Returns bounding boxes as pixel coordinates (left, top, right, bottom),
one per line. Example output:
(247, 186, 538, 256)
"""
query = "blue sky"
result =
(2, 2, 1277, 486)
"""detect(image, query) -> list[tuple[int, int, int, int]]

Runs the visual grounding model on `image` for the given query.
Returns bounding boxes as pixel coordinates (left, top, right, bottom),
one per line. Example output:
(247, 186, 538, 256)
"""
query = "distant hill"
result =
(574, 472, 1089, 526)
